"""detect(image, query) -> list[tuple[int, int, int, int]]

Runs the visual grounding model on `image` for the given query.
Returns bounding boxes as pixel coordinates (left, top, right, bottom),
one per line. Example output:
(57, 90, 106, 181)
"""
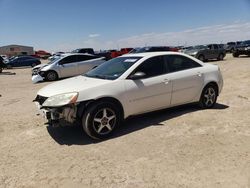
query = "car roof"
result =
(62, 53, 96, 57)
(122, 51, 185, 58)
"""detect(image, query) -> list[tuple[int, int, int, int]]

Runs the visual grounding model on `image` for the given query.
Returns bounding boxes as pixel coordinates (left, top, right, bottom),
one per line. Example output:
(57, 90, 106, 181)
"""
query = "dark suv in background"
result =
(72, 48, 95, 55)
(130, 46, 178, 53)
(232, 40, 250, 57)
(184, 44, 226, 62)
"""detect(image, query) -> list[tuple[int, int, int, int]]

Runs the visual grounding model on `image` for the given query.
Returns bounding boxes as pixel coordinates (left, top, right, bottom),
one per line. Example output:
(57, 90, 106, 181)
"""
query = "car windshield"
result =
(84, 56, 142, 80)
(48, 55, 62, 64)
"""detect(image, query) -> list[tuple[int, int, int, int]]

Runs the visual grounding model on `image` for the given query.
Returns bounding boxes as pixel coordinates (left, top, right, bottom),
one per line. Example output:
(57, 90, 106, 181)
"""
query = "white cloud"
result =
(88, 34, 100, 38)
(52, 22, 250, 51)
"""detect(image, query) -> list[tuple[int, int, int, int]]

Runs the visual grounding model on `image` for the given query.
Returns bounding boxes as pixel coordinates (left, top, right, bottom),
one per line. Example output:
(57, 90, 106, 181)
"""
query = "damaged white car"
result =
(34, 52, 223, 139)
(32, 53, 106, 83)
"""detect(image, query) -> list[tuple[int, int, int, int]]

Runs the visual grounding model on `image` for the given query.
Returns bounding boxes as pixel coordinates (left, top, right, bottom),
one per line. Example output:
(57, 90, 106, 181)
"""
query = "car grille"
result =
(33, 95, 48, 105)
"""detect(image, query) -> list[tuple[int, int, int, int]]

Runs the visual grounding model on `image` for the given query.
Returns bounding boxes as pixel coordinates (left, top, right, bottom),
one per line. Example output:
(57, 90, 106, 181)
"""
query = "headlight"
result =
(43, 92, 78, 107)
(191, 51, 198, 55)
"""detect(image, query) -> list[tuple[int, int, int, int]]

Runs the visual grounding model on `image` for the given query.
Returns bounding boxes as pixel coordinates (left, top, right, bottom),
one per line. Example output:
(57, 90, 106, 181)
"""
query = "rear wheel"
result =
(6, 64, 12, 69)
(45, 71, 58, 81)
(199, 84, 218, 108)
(0, 68, 2, 73)
(82, 101, 121, 140)
(217, 53, 224, 61)
(233, 52, 239, 57)
(198, 55, 205, 62)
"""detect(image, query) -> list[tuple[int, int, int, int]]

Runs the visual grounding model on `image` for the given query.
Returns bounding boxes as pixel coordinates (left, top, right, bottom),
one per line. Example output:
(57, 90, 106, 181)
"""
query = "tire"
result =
(6, 65, 12, 69)
(233, 52, 239, 57)
(199, 84, 218, 109)
(217, 53, 224, 61)
(82, 101, 121, 140)
(45, 71, 58, 81)
(0, 68, 2, 73)
(198, 55, 205, 62)
(31, 63, 36, 67)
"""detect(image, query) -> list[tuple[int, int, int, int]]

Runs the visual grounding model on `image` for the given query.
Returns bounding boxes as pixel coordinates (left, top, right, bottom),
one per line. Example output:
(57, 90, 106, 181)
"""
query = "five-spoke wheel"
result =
(82, 101, 121, 139)
(199, 84, 218, 108)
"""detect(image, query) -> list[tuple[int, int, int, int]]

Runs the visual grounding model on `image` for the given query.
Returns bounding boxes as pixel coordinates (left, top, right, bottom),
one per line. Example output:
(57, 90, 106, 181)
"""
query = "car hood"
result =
(37, 75, 112, 98)
(33, 64, 48, 70)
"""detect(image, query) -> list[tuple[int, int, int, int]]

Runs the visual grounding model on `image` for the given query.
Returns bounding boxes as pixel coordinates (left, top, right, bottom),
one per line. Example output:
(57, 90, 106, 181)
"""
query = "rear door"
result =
(165, 55, 204, 106)
(212, 44, 219, 59)
(58, 55, 78, 78)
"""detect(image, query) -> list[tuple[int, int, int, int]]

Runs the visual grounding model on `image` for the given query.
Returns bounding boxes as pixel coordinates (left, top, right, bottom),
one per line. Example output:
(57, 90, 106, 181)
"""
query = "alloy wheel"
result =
(204, 87, 216, 107)
(92, 108, 116, 135)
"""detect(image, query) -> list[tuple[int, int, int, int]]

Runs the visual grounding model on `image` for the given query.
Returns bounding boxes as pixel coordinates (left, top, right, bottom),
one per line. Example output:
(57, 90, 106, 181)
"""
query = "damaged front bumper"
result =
(34, 95, 79, 126)
(32, 69, 46, 83)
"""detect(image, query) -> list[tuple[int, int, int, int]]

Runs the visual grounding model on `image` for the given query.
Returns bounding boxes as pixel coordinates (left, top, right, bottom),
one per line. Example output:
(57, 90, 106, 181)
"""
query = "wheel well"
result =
(204, 82, 219, 95)
(77, 97, 125, 120)
(45, 70, 58, 77)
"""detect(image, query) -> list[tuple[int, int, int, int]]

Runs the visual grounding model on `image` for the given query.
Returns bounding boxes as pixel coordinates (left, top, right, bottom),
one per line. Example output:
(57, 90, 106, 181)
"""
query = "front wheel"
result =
(198, 55, 205, 62)
(199, 84, 218, 108)
(45, 71, 58, 81)
(82, 101, 121, 140)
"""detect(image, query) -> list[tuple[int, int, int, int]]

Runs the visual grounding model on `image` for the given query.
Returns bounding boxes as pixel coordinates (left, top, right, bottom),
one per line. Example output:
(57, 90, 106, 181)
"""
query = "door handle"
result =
(163, 78, 170, 84)
(196, 72, 202, 77)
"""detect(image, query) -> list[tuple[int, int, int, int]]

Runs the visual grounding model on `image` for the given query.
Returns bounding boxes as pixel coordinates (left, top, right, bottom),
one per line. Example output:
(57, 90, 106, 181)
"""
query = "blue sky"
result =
(0, 0, 250, 51)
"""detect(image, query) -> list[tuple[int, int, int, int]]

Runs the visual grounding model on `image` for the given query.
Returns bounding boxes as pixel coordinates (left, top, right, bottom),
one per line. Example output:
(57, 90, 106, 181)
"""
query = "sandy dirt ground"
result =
(0, 54, 250, 188)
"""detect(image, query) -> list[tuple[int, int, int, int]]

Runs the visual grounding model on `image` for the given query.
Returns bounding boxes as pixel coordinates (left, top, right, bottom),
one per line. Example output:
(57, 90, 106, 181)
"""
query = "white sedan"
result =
(34, 52, 223, 139)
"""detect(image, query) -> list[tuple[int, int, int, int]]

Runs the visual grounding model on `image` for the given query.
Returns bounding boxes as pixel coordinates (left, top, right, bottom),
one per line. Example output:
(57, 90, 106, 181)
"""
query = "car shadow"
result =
(0, 71, 16, 75)
(47, 103, 229, 146)
(237, 55, 250, 58)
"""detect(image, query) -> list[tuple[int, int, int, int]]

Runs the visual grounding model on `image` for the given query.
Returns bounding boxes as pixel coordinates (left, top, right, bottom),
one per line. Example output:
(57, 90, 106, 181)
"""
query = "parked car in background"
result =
(120, 48, 133, 55)
(0, 56, 7, 73)
(35, 50, 51, 59)
(0, 55, 9, 63)
(72, 48, 95, 55)
(130, 46, 177, 53)
(184, 44, 226, 62)
(95, 50, 112, 61)
(232, 40, 250, 57)
(225, 41, 242, 53)
(225, 42, 236, 53)
(32, 53, 106, 83)
(5, 56, 41, 68)
(34, 52, 223, 139)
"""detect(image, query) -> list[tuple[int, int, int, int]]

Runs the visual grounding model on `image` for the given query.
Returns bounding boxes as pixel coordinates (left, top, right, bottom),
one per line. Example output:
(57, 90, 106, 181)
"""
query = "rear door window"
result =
(77, 55, 99, 62)
(166, 55, 201, 72)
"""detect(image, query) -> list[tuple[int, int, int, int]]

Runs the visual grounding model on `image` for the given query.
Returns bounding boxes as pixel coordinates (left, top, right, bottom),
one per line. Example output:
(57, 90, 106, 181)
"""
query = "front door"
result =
(58, 55, 78, 78)
(124, 56, 172, 115)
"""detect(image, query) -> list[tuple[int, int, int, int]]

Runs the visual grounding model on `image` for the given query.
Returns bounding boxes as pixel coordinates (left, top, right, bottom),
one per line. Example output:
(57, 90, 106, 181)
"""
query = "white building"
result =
(0, 44, 34, 57)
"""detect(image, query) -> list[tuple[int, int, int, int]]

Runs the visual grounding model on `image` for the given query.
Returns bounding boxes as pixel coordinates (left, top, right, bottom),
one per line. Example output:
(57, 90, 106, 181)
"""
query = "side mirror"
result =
(129, 72, 146, 80)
